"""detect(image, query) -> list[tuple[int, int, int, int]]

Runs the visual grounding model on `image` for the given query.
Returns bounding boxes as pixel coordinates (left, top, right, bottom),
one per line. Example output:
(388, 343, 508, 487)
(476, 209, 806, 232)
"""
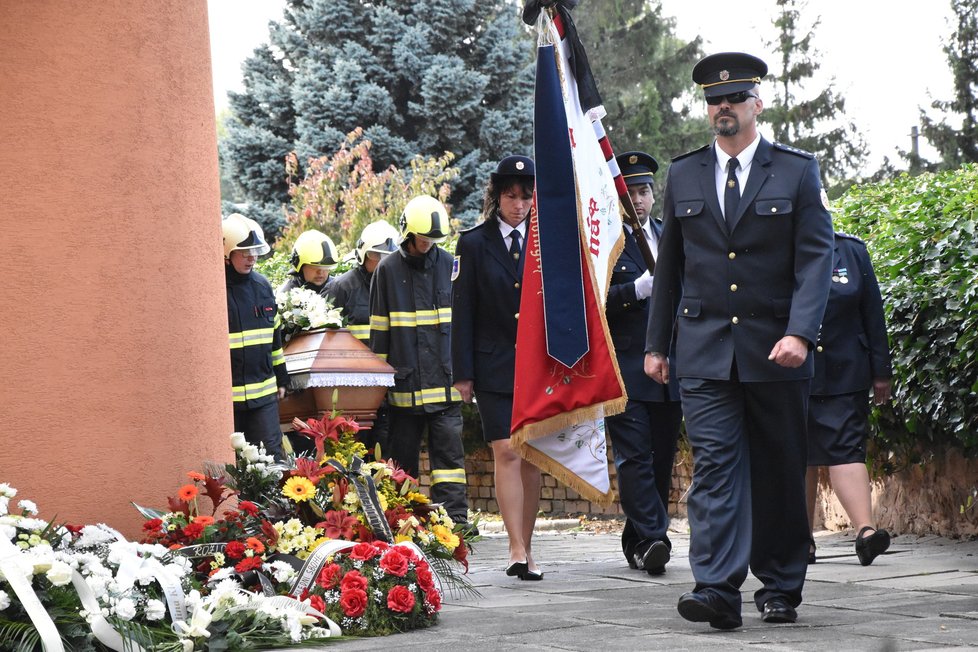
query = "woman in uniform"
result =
(806, 232, 893, 566)
(451, 155, 542, 580)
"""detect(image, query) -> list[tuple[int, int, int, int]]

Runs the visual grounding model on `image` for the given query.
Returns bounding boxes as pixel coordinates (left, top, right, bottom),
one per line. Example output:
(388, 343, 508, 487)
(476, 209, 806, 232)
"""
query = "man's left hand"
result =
(768, 335, 808, 368)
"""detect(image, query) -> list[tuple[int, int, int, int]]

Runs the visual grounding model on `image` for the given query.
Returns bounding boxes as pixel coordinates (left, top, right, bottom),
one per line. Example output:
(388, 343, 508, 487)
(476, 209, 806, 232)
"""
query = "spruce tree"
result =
(572, 1, 709, 175)
(920, 0, 978, 169)
(761, 0, 866, 190)
(220, 0, 534, 236)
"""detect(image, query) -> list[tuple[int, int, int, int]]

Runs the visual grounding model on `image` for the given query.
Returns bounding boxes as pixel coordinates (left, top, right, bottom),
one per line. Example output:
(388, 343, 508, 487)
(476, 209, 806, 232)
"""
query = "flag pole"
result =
(549, 6, 658, 274)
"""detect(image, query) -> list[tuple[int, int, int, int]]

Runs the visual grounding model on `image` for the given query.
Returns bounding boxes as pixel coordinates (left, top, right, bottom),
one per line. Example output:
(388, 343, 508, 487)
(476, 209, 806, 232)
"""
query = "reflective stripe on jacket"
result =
(369, 245, 460, 413)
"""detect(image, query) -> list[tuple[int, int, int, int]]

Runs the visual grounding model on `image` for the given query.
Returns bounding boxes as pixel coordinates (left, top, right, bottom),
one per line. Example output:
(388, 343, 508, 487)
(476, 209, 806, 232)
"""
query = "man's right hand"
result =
(644, 352, 669, 385)
(453, 379, 474, 403)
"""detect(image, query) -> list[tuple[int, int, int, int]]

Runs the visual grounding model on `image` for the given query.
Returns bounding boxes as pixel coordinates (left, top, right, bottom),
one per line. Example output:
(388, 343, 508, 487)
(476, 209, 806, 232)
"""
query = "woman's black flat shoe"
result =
(506, 561, 528, 577)
(808, 544, 817, 564)
(519, 568, 544, 581)
(855, 527, 890, 566)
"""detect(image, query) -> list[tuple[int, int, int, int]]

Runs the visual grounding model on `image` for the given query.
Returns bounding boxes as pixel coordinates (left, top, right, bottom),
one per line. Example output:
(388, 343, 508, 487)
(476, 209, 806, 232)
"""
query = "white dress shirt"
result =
(499, 219, 527, 252)
(714, 133, 761, 219)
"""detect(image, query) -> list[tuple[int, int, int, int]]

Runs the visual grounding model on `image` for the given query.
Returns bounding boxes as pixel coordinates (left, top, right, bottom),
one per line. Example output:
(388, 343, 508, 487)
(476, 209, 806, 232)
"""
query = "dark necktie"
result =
(724, 157, 740, 222)
(509, 229, 524, 276)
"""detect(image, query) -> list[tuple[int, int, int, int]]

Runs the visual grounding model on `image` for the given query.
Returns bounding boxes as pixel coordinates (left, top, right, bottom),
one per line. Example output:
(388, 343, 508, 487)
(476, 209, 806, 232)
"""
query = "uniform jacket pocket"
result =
(679, 297, 701, 318)
(675, 200, 705, 218)
(755, 198, 793, 216)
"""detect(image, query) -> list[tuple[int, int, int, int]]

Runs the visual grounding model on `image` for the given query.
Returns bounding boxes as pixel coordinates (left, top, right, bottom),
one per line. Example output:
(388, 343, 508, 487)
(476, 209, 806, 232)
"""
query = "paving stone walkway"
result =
(300, 524, 978, 650)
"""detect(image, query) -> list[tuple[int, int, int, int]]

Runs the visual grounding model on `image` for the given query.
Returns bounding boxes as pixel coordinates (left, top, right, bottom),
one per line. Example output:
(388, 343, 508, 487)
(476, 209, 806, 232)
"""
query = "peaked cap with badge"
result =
(491, 155, 535, 182)
(616, 151, 659, 187)
(692, 52, 768, 98)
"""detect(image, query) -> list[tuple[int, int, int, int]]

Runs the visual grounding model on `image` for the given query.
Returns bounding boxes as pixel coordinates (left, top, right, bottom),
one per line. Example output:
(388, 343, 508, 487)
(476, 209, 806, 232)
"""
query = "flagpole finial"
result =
(522, 0, 570, 26)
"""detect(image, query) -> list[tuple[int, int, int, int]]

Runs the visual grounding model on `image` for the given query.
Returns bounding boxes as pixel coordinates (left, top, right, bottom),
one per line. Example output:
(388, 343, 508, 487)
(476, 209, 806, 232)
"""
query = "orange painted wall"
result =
(0, 2, 233, 535)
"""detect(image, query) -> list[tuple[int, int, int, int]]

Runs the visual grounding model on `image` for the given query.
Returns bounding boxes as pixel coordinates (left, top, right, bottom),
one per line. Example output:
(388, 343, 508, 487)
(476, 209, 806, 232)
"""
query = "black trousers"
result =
(388, 404, 469, 521)
(679, 376, 810, 614)
(605, 399, 683, 560)
(234, 400, 284, 461)
(358, 402, 391, 462)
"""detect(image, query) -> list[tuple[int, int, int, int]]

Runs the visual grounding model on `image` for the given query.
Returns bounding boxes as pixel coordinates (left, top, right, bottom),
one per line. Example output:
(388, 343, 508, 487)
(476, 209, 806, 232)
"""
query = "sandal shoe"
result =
(855, 527, 890, 566)
(506, 561, 528, 577)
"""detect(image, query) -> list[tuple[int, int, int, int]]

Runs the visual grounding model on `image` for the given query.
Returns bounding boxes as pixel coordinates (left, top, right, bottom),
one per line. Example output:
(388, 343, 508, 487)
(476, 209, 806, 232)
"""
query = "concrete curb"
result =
(477, 518, 581, 534)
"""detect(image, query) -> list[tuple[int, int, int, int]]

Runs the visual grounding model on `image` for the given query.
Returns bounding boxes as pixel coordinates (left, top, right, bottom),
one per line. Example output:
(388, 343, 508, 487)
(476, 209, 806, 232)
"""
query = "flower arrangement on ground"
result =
(302, 540, 441, 636)
(0, 483, 336, 651)
(0, 409, 477, 647)
(224, 414, 474, 574)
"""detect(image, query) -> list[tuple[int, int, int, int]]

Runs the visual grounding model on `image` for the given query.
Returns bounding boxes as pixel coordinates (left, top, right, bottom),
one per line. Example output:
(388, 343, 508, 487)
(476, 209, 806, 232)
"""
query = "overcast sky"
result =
(207, 0, 957, 172)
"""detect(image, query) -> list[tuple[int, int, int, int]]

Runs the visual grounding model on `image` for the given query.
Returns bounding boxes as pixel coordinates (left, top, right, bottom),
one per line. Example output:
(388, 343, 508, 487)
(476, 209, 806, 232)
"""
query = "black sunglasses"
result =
(705, 91, 759, 106)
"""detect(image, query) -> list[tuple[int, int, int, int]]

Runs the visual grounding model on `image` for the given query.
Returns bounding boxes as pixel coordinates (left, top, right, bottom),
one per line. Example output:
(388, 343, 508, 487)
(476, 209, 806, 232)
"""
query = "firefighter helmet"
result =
(222, 213, 270, 258)
(355, 220, 399, 264)
(290, 230, 340, 272)
(398, 195, 450, 243)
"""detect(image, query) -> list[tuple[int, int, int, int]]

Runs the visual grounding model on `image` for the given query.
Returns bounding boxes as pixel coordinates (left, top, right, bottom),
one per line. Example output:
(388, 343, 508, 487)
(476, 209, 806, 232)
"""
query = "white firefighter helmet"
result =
(222, 213, 270, 258)
(355, 220, 400, 264)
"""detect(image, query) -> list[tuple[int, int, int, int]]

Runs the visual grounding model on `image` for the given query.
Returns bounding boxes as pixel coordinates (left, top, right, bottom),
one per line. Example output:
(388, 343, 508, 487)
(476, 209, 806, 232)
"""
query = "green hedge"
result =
(834, 164, 978, 467)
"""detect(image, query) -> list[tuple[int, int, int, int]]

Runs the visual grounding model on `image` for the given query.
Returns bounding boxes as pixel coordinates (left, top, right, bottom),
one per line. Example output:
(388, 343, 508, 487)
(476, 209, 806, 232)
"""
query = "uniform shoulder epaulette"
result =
(834, 231, 865, 244)
(772, 142, 815, 159)
(671, 143, 711, 162)
(459, 219, 490, 234)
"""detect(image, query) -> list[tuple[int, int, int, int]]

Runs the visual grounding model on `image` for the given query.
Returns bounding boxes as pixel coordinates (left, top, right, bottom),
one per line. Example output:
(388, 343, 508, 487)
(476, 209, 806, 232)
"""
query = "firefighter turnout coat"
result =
(327, 265, 372, 343)
(226, 266, 289, 410)
(369, 244, 462, 412)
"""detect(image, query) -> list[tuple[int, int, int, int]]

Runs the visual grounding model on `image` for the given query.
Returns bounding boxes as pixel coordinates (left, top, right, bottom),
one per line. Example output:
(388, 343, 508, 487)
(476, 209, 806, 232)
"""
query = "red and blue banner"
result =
(511, 7, 626, 505)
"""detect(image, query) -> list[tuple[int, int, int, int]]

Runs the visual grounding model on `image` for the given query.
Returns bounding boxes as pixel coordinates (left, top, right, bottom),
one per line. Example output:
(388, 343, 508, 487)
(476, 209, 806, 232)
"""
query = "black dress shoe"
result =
(646, 565, 666, 576)
(519, 568, 544, 581)
(505, 561, 528, 577)
(761, 597, 797, 624)
(633, 540, 670, 572)
(855, 527, 890, 566)
(677, 591, 742, 630)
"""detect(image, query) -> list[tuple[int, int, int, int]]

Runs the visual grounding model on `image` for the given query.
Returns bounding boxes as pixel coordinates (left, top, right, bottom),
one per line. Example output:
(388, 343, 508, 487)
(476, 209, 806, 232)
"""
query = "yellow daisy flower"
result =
(282, 476, 316, 503)
(431, 524, 460, 550)
(407, 492, 430, 504)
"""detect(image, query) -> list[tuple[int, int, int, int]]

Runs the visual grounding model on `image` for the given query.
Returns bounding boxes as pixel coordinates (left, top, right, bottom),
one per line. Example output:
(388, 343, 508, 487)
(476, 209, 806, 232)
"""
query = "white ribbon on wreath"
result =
(0, 536, 144, 652)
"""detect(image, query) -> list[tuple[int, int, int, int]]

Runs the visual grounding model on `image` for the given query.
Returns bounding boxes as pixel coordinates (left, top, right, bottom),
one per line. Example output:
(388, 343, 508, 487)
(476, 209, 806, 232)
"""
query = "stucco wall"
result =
(0, 1, 232, 535)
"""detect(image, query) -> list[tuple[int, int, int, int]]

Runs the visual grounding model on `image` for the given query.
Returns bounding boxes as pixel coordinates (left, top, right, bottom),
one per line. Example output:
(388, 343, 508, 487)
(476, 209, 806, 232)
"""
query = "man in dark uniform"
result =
(605, 152, 683, 575)
(645, 52, 834, 629)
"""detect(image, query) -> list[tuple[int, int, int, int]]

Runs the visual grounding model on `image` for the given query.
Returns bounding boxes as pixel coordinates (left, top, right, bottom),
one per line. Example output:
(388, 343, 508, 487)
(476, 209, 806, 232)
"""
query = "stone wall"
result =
(423, 443, 977, 538)
(420, 437, 694, 518)
(813, 449, 978, 538)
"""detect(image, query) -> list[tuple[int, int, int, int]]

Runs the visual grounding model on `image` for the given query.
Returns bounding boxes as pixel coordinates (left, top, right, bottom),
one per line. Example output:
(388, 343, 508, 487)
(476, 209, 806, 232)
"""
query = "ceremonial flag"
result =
(511, 5, 626, 505)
